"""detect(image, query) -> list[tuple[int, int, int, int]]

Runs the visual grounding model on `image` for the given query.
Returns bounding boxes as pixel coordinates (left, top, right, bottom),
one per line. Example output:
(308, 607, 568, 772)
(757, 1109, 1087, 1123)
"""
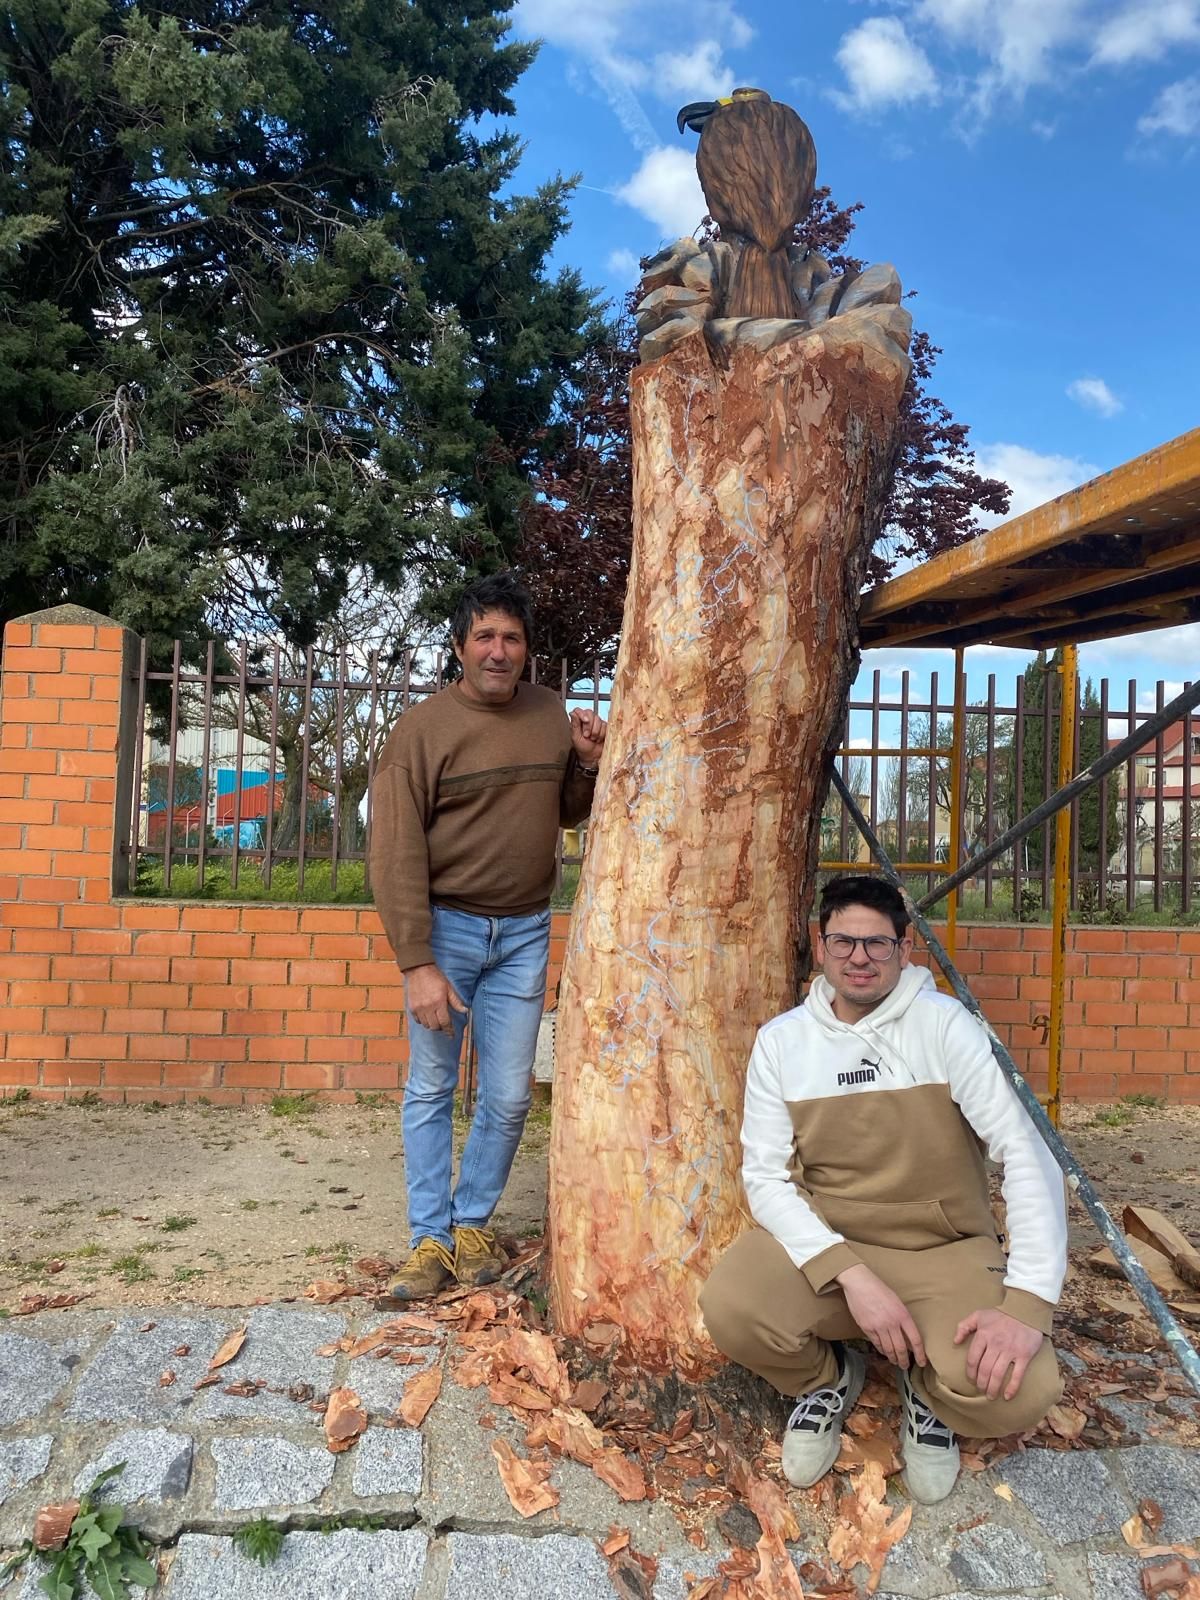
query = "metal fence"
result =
(129, 640, 610, 897)
(825, 668, 1197, 917)
(130, 643, 1197, 916)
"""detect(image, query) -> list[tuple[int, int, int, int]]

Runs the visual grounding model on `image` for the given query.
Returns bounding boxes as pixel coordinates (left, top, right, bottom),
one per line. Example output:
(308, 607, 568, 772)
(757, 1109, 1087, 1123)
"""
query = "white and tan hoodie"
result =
(741, 964, 1067, 1333)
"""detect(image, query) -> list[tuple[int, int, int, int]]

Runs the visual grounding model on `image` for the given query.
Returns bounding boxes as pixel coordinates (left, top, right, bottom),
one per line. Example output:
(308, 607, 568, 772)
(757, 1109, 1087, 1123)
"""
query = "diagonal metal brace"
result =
(916, 676, 1200, 913)
(829, 767, 1200, 1397)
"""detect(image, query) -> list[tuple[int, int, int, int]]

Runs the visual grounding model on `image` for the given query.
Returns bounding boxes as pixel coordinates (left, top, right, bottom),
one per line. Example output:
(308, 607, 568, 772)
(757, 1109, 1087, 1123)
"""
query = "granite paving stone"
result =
(1087, 1552, 1158, 1600)
(193, 1307, 346, 1426)
(0, 1439, 52, 1507)
(998, 1449, 1132, 1544)
(73, 1429, 193, 1505)
(161, 1529, 427, 1599)
(946, 1523, 1050, 1590)
(1114, 1443, 1200, 1542)
(210, 1437, 335, 1510)
(347, 1319, 441, 1418)
(65, 1316, 230, 1424)
(875, 1593, 1067, 1600)
(350, 1428, 423, 1498)
(11, 1561, 104, 1600)
(0, 1334, 77, 1427)
(443, 1532, 615, 1600)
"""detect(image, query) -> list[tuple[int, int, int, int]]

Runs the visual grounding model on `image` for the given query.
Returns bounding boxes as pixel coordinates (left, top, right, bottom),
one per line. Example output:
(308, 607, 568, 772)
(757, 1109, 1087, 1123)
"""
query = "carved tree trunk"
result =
(548, 325, 907, 1371)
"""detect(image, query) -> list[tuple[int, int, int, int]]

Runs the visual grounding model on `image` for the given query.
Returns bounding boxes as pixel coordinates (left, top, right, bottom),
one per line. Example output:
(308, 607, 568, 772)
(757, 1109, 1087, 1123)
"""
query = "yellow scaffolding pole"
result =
(943, 649, 966, 972)
(1047, 645, 1078, 1128)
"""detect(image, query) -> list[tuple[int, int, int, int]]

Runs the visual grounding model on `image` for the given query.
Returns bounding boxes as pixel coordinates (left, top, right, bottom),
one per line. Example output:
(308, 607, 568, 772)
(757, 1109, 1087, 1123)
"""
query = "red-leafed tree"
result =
(515, 187, 1009, 670)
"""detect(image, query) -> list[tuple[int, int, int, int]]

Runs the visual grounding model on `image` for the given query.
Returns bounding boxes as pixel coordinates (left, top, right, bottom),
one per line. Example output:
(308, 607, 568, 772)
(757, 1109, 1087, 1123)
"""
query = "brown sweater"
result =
(370, 682, 596, 970)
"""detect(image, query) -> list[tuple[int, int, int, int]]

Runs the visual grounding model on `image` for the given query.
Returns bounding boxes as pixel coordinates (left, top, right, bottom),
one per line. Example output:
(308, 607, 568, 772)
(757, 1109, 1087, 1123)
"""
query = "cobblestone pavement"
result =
(1, 1303, 1197, 1599)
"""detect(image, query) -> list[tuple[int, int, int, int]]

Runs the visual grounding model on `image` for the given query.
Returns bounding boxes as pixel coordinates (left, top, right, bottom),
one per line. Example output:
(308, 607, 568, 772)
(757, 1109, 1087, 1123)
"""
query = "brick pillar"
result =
(0, 606, 139, 908)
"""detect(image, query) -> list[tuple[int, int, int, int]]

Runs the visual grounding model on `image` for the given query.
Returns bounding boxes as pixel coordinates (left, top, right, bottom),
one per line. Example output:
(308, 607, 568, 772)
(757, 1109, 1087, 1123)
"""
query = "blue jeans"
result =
(402, 904, 550, 1249)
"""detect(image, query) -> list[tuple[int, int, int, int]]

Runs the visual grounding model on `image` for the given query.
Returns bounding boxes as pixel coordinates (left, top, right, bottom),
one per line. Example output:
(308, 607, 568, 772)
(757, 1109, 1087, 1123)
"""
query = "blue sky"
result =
(503, 0, 1199, 716)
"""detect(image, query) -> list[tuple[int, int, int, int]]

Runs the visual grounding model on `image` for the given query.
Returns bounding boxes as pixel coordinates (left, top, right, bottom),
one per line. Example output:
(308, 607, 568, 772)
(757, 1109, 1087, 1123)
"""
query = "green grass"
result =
(270, 1093, 315, 1118)
(1092, 1105, 1135, 1127)
(113, 1253, 155, 1284)
(232, 1519, 284, 1567)
(161, 1214, 198, 1233)
(1120, 1091, 1165, 1109)
(171, 1265, 204, 1285)
(135, 857, 369, 904)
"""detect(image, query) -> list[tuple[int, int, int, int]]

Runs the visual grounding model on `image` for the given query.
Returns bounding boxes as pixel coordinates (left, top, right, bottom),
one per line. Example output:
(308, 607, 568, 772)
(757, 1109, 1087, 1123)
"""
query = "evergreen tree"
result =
(1, 0, 596, 656)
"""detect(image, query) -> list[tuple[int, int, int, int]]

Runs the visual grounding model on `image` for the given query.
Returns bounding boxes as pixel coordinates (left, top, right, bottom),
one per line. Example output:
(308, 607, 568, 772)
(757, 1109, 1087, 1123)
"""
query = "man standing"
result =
(370, 572, 605, 1300)
(700, 876, 1065, 1504)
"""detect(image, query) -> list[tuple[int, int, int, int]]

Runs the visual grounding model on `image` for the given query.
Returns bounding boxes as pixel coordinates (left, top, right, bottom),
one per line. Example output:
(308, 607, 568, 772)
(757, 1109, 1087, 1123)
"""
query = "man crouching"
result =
(700, 875, 1065, 1504)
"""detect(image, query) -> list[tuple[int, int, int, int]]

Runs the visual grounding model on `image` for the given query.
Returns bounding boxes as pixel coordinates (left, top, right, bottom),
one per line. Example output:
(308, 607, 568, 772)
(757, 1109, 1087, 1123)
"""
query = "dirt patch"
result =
(1, 1094, 1197, 1329)
(0, 1097, 548, 1311)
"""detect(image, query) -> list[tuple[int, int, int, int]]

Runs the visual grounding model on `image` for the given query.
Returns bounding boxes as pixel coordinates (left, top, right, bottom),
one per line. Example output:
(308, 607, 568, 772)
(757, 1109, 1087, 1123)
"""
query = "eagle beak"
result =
(677, 100, 717, 134)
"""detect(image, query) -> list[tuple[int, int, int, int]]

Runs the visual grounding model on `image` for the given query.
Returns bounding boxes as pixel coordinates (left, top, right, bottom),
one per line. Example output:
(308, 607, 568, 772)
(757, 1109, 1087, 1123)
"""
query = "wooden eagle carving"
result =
(677, 88, 817, 321)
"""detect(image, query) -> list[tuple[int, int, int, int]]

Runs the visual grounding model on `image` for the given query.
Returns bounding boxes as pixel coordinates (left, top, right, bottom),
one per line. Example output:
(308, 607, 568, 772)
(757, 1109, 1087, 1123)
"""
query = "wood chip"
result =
(592, 1448, 648, 1503)
(324, 1386, 368, 1453)
(1140, 1556, 1193, 1598)
(1045, 1403, 1088, 1441)
(397, 1365, 443, 1428)
(491, 1436, 560, 1518)
(568, 1379, 609, 1411)
(33, 1501, 79, 1551)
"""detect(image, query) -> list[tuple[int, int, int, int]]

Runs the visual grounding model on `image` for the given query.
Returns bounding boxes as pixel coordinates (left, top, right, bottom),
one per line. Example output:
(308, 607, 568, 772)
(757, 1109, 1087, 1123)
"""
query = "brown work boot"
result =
(452, 1225, 507, 1287)
(387, 1237, 454, 1301)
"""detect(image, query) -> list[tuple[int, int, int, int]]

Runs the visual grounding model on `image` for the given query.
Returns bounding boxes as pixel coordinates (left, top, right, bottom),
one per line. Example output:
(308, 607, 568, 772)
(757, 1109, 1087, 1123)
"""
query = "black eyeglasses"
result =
(823, 933, 903, 960)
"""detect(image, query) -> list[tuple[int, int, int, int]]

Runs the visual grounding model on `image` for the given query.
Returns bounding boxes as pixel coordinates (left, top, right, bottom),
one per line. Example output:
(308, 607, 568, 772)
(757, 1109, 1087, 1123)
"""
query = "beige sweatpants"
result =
(699, 1227, 1062, 1438)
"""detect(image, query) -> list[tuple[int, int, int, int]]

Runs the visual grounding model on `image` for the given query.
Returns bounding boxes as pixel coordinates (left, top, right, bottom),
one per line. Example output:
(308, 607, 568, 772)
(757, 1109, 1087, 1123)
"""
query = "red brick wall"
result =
(2, 611, 1198, 1103)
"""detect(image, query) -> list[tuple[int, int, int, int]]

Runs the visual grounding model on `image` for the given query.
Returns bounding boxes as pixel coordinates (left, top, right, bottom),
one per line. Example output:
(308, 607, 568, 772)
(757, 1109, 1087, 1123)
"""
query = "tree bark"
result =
(548, 321, 908, 1371)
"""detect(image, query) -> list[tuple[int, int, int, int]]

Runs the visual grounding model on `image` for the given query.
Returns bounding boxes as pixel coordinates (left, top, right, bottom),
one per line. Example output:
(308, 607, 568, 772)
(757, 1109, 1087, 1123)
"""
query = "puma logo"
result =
(837, 1067, 877, 1087)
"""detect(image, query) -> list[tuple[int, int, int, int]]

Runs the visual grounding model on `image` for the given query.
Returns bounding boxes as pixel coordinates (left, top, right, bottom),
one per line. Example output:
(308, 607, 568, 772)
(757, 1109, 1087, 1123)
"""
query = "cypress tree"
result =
(1, 0, 596, 655)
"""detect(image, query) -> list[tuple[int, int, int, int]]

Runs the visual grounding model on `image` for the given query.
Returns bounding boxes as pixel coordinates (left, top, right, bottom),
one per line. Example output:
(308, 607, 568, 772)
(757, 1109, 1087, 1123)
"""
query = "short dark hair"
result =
(450, 571, 534, 651)
(819, 875, 910, 939)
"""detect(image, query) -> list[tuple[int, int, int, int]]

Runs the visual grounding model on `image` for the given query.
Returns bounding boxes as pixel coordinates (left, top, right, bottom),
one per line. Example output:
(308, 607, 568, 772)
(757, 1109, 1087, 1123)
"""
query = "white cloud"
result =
(973, 443, 1098, 522)
(651, 39, 734, 104)
(615, 146, 707, 240)
(1092, 1, 1200, 65)
(605, 247, 641, 282)
(514, 0, 749, 148)
(1138, 75, 1200, 136)
(917, 0, 1087, 91)
(1067, 376, 1123, 417)
(833, 17, 939, 112)
(1086, 622, 1200, 665)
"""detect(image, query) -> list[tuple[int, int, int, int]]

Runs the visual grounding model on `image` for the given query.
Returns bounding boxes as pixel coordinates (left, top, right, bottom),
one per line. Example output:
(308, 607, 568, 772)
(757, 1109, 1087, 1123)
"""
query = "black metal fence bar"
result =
(915, 676, 1200, 915)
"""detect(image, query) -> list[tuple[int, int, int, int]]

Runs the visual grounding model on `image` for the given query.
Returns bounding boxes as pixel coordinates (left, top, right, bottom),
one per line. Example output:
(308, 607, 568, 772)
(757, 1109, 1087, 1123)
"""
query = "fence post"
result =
(1, 606, 140, 907)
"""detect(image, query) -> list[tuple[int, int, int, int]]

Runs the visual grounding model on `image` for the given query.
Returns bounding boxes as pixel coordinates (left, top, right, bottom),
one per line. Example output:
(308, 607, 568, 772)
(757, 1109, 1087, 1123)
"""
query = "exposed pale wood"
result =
(548, 325, 908, 1368)
(1123, 1204, 1200, 1291)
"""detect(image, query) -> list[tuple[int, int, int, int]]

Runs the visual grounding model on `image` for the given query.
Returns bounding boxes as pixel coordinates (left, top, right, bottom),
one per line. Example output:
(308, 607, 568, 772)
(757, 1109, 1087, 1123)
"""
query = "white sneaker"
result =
(896, 1367, 960, 1504)
(781, 1344, 867, 1488)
